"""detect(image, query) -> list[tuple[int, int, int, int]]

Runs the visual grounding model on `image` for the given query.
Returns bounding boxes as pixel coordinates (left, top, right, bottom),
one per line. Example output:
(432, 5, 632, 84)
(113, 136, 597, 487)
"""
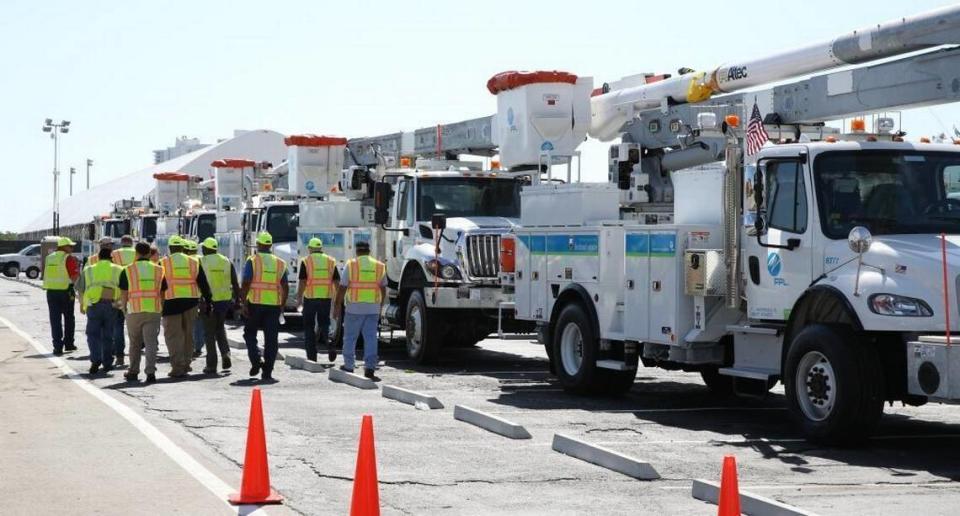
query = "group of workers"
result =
(41, 230, 387, 383)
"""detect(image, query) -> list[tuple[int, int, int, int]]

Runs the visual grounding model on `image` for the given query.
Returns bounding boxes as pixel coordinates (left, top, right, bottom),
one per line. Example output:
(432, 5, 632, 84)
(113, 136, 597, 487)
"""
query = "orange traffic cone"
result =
(229, 387, 283, 505)
(717, 455, 741, 516)
(350, 414, 380, 516)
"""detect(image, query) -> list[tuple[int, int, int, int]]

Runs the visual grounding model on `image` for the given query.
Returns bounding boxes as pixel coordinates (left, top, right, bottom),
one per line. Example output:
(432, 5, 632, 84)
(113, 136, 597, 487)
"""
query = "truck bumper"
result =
(907, 336, 960, 401)
(424, 286, 512, 310)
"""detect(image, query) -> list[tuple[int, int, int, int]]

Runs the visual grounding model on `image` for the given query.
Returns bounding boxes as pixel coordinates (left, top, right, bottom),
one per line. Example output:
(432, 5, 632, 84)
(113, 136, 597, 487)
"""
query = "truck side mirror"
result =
(373, 182, 393, 226)
(431, 213, 447, 231)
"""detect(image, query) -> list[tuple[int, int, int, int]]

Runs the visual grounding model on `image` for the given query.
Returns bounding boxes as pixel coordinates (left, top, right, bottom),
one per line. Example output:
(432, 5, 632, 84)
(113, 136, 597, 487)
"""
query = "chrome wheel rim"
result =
(560, 322, 584, 377)
(796, 351, 836, 422)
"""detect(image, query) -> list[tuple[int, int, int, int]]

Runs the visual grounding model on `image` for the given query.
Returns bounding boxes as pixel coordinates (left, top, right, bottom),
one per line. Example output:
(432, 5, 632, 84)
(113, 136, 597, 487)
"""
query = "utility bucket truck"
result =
(504, 5, 960, 444)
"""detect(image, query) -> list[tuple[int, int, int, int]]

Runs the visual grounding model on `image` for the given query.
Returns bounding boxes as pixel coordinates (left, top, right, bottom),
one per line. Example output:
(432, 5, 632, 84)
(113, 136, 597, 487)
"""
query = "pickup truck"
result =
(0, 244, 41, 278)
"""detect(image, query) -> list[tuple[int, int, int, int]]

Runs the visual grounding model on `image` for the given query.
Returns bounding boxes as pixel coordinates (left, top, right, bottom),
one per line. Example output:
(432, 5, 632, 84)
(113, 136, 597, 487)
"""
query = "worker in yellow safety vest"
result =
(198, 237, 239, 374)
(296, 237, 339, 362)
(118, 242, 163, 384)
(43, 236, 81, 356)
(240, 232, 289, 382)
(108, 234, 136, 367)
(85, 236, 114, 266)
(160, 235, 211, 378)
(182, 239, 206, 358)
(76, 245, 124, 375)
(333, 240, 386, 380)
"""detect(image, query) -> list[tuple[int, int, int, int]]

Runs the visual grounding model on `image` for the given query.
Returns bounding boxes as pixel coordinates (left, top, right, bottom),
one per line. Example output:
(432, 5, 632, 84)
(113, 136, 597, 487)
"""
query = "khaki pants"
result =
(162, 308, 198, 375)
(127, 312, 161, 375)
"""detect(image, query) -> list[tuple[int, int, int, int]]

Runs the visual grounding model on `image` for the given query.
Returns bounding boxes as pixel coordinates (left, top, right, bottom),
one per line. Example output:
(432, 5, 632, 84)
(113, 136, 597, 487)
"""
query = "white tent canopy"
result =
(22, 129, 287, 232)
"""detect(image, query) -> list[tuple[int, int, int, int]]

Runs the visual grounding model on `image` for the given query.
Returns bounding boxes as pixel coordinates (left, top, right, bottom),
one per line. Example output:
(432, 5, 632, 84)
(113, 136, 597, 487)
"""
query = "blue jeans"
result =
(193, 315, 206, 353)
(342, 313, 379, 370)
(243, 305, 280, 371)
(302, 298, 331, 361)
(113, 309, 125, 358)
(86, 302, 116, 365)
(46, 290, 75, 351)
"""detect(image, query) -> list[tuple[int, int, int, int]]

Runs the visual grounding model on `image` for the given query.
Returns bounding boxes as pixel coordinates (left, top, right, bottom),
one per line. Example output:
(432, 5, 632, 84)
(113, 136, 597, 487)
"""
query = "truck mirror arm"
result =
(756, 233, 801, 251)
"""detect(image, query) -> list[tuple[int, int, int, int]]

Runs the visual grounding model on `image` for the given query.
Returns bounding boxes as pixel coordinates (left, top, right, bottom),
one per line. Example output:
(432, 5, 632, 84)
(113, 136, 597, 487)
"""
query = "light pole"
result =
(42, 119, 70, 233)
(69, 167, 76, 196)
(86, 158, 93, 190)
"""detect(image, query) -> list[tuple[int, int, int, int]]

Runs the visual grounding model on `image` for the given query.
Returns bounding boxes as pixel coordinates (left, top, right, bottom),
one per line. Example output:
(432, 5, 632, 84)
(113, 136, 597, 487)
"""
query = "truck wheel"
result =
(405, 290, 442, 364)
(700, 366, 735, 396)
(784, 324, 884, 445)
(3, 264, 19, 278)
(25, 267, 40, 280)
(552, 302, 602, 394)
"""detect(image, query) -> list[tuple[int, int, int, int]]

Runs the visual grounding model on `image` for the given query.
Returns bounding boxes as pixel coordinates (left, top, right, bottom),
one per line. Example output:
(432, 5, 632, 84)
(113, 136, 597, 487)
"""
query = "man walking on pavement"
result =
(76, 246, 123, 374)
(110, 234, 137, 367)
(119, 242, 163, 384)
(333, 240, 386, 380)
(296, 237, 338, 362)
(43, 237, 81, 356)
(240, 232, 288, 382)
(198, 237, 238, 374)
(184, 239, 206, 359)
(160, 236, 210, 378)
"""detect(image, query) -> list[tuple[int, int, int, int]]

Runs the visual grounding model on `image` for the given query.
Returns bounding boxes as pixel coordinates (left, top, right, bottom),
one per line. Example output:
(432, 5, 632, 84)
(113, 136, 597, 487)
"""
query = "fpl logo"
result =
(767, 252, 788, 286)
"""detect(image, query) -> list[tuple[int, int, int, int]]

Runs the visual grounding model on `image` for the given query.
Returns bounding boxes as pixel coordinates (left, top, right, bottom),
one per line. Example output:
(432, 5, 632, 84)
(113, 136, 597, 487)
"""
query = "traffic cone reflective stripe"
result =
(717, 455, 741, 516)
(228, 388, 283, 505)
(350, 414, 380, 516)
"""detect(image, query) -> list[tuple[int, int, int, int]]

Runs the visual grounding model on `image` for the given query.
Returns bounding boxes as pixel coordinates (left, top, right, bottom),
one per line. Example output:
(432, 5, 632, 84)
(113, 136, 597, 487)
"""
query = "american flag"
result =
(746, 101, 769, 156)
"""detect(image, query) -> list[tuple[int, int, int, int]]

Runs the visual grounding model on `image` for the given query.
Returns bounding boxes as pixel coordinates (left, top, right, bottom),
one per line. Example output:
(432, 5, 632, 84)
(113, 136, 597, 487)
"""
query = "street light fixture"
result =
(42, 118, 71, 233)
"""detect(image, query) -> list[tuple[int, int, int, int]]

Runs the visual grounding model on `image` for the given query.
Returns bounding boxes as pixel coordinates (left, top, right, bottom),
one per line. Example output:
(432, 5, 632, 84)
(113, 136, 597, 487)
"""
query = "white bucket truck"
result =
(505, 6, 960, 443)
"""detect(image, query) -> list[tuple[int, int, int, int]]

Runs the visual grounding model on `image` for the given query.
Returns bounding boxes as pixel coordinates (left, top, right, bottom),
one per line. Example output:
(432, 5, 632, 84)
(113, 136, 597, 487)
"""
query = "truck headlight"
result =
(426, 258, 461, 280)
(441, 264, 458, 279)
(868, 294, 933, 317)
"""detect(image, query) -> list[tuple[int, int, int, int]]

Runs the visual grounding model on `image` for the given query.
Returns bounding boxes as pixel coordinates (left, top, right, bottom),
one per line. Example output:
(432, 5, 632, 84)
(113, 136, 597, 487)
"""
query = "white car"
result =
(0, 244, 41, 279)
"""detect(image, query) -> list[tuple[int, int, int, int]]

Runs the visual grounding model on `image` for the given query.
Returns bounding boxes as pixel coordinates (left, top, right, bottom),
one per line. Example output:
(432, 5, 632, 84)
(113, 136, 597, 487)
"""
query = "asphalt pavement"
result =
(3, 276, 960, 515)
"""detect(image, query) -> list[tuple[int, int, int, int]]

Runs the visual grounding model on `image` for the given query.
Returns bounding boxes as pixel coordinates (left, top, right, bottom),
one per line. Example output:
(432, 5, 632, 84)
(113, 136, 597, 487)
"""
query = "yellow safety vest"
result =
(247, 253, 286, 306)
(43, 251, 71, 290)
(345, 255, 385, 305)
(126, 260, 163, 314)
(161, 253, 199, 300)
(301, 253, 336, 299)
(112, 247, 136, 266)
(200, 253, 233, 302)
(82, 261, 123, 305)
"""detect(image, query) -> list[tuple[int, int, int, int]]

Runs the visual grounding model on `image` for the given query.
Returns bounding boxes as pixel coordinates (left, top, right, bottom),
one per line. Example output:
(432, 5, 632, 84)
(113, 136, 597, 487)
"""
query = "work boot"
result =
(123, 373, 138, 383)
(88, 362, 100, 375)
(145, 374, 156, 384)
(65, 344, 77, 352)
(261, 369, 274, 382)
(328, 346, 337, 362)
(102, 363, 113, 373)
(222, 355, 232, 370)
(339, 365, 354, 373)
(249, 360, 261, 377)
(53, 348, 63, 357)
(193, 350, 202, 358)
(202, 367, 216, 374)
(306, 353, 318, 362)
(364, 368, 380, 382)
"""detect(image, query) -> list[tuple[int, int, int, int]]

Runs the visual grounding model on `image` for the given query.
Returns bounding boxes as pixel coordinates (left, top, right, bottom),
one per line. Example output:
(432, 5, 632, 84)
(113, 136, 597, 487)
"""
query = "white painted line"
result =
(551, 434, 660, 480)
(692, 479, 819, 516)
(329, 367, 378, 390)
(0, 315, 269, 515)
(453, 405, 532, 439)
(381, 385, 444, 409)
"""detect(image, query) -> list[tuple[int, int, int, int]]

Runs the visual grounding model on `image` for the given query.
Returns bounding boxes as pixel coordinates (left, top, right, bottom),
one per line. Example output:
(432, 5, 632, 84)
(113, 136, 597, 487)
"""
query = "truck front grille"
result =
(466, 234, 501, 278)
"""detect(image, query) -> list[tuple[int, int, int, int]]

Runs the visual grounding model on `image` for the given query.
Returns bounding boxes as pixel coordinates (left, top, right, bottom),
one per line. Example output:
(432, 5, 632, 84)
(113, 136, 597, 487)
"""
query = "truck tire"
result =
(25, 267, 40, 280)
(552, 302, 603, 394)
(405, 290, 443, 364)
(3, 264, 19, 278)
(700, 366, 735, 396)
(784, 324, 884, 445)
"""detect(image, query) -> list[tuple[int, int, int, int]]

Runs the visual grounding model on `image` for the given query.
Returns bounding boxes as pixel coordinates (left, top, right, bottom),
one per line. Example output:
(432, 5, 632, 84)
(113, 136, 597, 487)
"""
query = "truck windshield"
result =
(195, 214, 216, 241)
(815, 150, 960, 238)
(265, 205, 299, 243)
(417, 177, 521, 219)
(103, 220, 130, 238)
(141, 216, 157, 241)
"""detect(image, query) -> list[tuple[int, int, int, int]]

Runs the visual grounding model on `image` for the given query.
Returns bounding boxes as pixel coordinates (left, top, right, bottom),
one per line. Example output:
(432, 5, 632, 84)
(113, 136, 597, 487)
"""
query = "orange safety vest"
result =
(161, 253, 200, 300)
(126, 260, 163, 313)
(112, 247, 136, 266)
(346, 255, 385, 304)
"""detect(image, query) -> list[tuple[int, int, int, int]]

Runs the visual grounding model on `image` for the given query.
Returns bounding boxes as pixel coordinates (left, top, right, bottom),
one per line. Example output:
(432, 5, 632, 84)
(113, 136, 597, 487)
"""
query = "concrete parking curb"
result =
(226, 339, 284, 360)
(691, 479, 818, 516)
(551, 434, 660, 480)
(453, 405, 531, 439)
(283, 355, 328, 373)
(329, 367, 378, 390)
(382, 385, 443, 409)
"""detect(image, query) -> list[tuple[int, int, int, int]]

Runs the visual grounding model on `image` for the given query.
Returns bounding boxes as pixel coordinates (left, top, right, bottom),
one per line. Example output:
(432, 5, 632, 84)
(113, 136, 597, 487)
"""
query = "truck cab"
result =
(378, 164, 534, 361)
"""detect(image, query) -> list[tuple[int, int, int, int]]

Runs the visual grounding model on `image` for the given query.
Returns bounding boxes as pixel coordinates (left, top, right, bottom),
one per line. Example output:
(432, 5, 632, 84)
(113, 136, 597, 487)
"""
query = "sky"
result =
(2, 0, 960, 232)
